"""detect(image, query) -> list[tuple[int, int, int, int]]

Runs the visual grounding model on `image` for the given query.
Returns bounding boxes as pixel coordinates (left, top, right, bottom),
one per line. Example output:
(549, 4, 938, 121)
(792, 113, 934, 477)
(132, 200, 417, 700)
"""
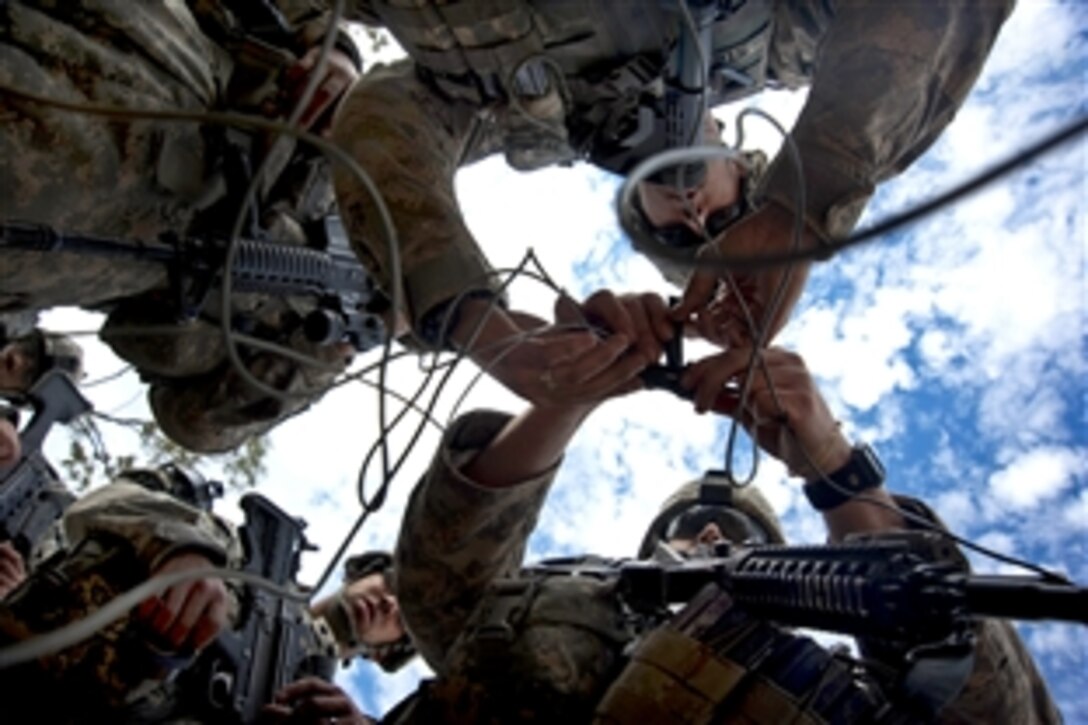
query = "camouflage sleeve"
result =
(938, 619, 1063, 725)
(758, 0, 1015, 240)
(331, 60, 507, 344)
(0, 1, 230, 311)
(394, 409, 559, 672)
(60, 479, 242, 574)
(140, 321, 348, 454)
(869, 495, 1062, 724)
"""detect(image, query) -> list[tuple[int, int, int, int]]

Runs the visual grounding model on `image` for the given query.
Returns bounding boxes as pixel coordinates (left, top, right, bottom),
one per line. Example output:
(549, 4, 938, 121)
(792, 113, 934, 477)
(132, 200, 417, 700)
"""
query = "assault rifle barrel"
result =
(1, 221, 385, 352)
(528, 536, 1088, 646)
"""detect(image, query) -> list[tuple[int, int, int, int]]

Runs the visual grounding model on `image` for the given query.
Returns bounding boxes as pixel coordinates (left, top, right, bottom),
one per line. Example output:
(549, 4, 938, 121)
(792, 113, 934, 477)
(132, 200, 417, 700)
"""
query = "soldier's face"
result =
(636, 158, 744, 248)
(342, 571, 404, 647)
(0, 343, 35, 392)
(667, 521, 726, 556)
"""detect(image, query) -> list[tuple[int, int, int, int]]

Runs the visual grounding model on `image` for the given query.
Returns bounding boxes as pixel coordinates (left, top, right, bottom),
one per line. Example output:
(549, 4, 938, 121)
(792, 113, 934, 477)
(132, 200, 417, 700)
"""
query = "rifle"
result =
(0, 216, 386, 353)
(589, 0, 730, 183)
(0, 370, 92, 558)
(528, 533, 1087, 715)
(179, 492, 336, 724)
(530, 532, 1087, 635)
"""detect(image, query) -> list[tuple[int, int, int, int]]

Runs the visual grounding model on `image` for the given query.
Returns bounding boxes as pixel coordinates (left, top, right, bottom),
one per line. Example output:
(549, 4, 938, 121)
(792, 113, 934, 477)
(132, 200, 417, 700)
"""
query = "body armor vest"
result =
(358, 0, 778, 172)
(383, 558, 916, 724)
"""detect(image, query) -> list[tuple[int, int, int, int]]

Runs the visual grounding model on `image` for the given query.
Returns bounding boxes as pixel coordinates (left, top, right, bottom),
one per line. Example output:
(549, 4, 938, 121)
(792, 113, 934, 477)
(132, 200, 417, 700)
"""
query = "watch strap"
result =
(802, 443, 886, 511)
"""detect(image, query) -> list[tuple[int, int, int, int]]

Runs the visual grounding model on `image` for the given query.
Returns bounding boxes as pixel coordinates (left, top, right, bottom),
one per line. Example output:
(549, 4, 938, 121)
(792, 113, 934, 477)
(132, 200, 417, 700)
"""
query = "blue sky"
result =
(36, 1, 1086, 720)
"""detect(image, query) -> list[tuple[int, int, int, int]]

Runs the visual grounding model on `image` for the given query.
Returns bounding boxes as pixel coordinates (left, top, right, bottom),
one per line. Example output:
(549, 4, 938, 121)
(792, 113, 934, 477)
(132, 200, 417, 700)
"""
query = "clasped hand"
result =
(453, 290, 676, 407)
(454, 286, 849, 478)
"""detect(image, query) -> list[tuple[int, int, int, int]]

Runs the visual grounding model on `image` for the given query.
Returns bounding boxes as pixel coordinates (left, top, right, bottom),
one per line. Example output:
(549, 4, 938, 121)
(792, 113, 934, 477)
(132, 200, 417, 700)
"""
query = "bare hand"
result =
(682, 347, 850, 478)
(454, 301, 647, 406)
(0, 541, 26, 599)
(555, 290, 674, 365)
(263, 677, 373, 724)
(672, 202, 816, 348)
(135, 552, 230, 653)
(0, 417, 20, 469)
(281, 47, 359, 133)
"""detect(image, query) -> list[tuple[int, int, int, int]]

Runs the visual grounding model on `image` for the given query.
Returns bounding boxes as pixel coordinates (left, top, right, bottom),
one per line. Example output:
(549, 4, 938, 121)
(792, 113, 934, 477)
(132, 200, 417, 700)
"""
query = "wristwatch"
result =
(418, 290, 500, 349)
(802, 443, 886, 511)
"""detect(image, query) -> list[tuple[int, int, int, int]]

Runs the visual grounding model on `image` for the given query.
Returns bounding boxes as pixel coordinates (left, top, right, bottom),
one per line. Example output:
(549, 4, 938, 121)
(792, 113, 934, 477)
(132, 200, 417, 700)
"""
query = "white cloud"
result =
(972, 529, 1017, 559)
(988, 446, 1085, 508)
(1062, 489, 1088, 531)
(929, 489, 976, 533)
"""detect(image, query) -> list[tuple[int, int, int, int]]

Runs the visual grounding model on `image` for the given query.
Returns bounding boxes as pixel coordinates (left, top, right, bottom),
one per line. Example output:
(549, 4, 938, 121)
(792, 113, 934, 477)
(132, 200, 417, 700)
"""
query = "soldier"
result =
(0, 411, 24, 599)
(383, 290, 1060, 723)
(0, 462, 413, 722)
(0, 1, 365, 452)
(265, 551, 412, 724)
(331, 0, 1015, 406)
(0, 329, 85, 598)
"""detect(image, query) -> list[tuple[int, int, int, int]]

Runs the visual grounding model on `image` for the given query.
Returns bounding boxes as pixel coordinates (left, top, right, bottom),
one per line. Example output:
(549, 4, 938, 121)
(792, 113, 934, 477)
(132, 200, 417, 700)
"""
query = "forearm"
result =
(448, 297, 522, 357)
(820, 486, 906, 543)
(394, 410, 556, 669)
(797, 435, 906, 541)
(762, 0, 1014, 240)
(462, 403, 596, 489)
(331, 62, 506, 342)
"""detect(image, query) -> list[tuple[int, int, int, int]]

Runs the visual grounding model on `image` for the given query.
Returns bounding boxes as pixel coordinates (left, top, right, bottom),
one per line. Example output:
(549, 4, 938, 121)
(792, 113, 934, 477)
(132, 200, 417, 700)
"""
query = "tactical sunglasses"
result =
(633, 194, 744, 250)
(664, 504, 769, 545)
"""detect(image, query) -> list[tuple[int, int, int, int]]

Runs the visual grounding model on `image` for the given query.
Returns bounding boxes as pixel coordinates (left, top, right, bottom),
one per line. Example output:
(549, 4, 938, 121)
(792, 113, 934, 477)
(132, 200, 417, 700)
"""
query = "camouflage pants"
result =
(0, 2, 350, 453)
(0, 0, 236, 312)
(0, 534, 161, 723)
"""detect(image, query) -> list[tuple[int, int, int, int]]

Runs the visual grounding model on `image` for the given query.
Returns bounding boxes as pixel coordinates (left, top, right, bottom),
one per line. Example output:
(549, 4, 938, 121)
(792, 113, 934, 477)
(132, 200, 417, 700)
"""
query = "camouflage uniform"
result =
(0, 476, 243, 721)
(332, 0, 1014, 343)
(0, 0, 363, 451)
(390, 410, 1061, 723)
(0, 475, 343, 723)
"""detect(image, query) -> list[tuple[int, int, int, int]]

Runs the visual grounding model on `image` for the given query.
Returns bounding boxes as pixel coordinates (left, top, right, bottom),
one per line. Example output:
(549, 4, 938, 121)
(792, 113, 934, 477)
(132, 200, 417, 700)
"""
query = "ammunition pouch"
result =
(387, 573, 903, 725)
(361, 0, 586, 170)
(364, 0, 545, 104)
(428, 571, 634, 722)
(595, 583, 902, 725)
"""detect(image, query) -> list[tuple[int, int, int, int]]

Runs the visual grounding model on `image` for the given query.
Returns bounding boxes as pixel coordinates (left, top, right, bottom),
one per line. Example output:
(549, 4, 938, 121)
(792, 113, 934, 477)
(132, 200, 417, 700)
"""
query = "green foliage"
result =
(61, 415, 268, 492)
(218, 433, 269, 490)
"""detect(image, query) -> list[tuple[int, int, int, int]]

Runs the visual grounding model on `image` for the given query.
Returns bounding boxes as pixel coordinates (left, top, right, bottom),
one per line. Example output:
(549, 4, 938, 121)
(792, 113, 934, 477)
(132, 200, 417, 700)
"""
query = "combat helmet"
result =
(2, 330, 84, 390)
(338, 551, 416, 672)
(637, 473, 785, 559)
(121, 461, 225, 512)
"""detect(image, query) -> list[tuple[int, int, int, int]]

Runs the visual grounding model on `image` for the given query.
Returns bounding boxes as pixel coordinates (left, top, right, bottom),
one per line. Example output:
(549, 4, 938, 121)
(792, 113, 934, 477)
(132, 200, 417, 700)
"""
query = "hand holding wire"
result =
(554, 289, 674, 364)
(671, 201, 817, 349)
(454, 298, 645, 406)
(682, 347, 851, 479)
